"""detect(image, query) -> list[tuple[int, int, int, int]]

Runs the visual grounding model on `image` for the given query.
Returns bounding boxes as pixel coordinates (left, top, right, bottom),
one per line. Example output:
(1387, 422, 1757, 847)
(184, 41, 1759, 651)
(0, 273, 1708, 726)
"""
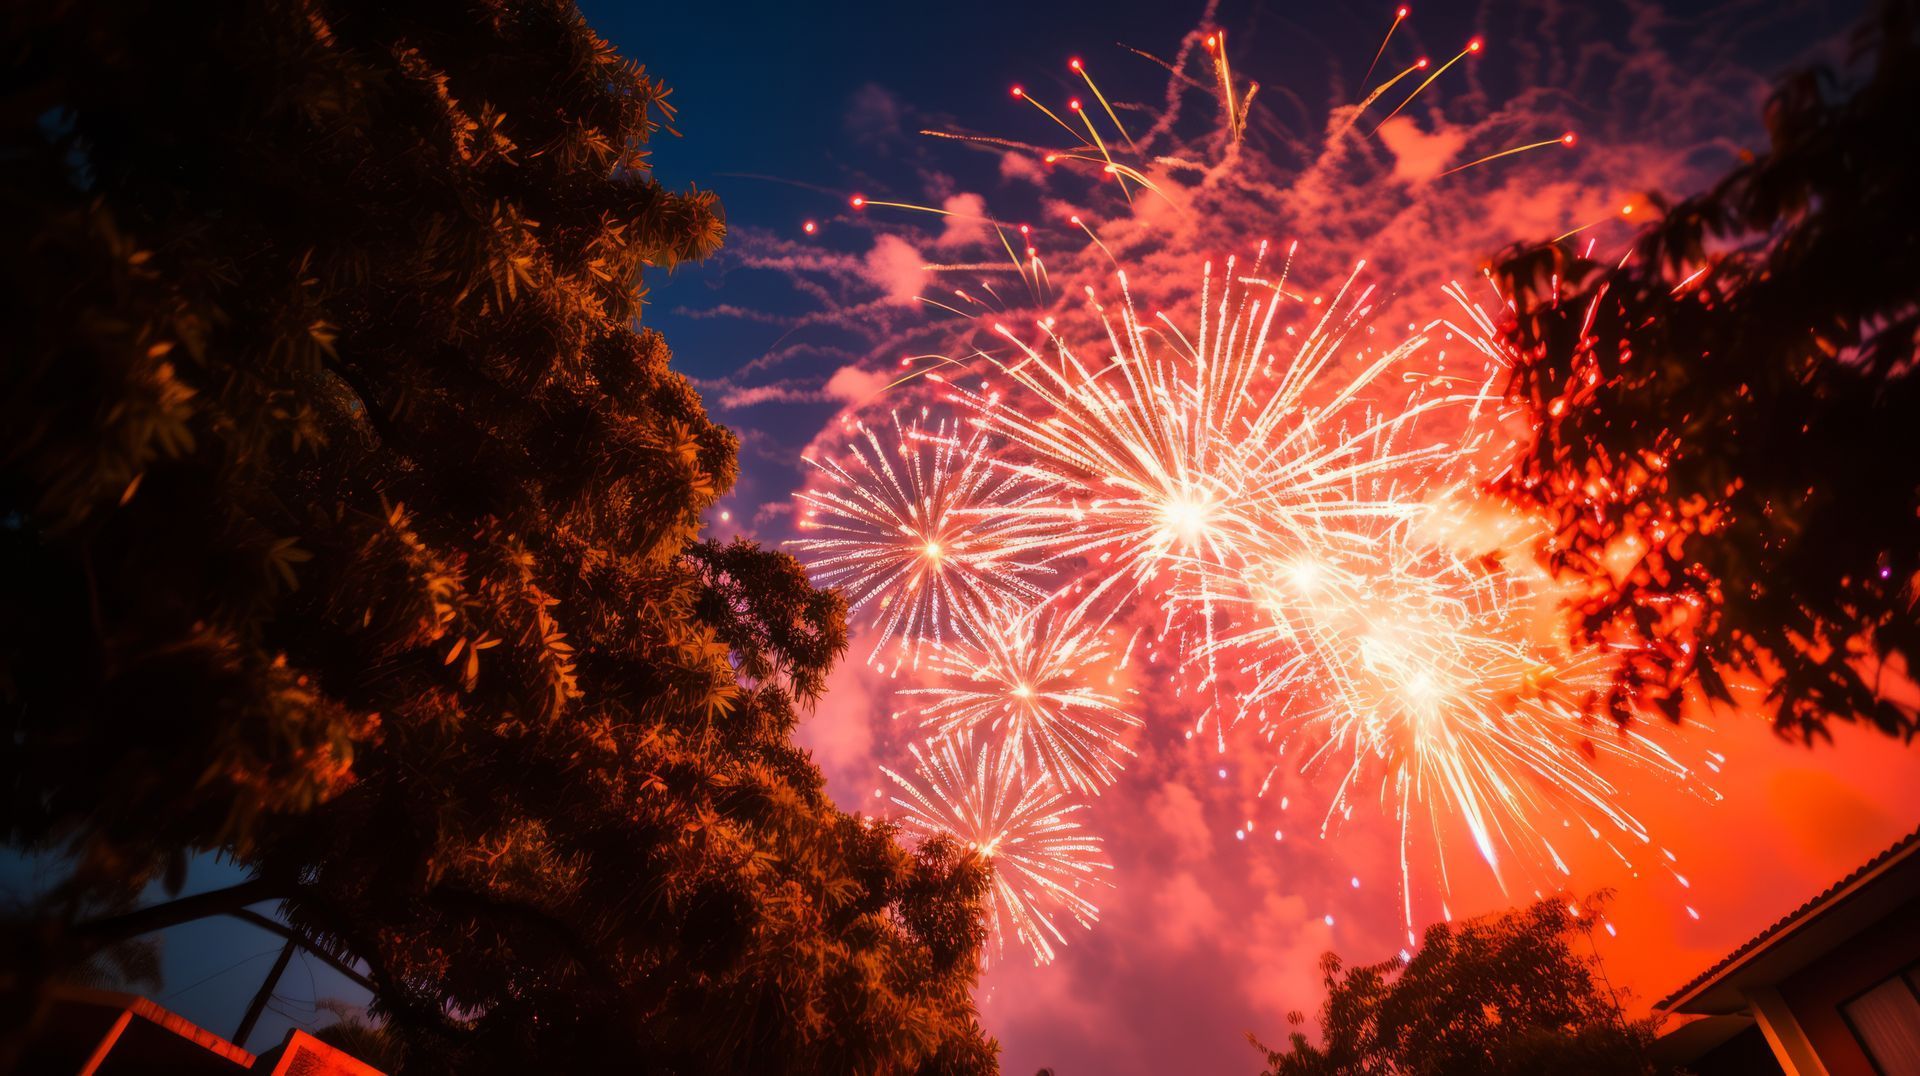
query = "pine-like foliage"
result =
(1492, 0, 1920, 741)
(0, 1, 995, 1071)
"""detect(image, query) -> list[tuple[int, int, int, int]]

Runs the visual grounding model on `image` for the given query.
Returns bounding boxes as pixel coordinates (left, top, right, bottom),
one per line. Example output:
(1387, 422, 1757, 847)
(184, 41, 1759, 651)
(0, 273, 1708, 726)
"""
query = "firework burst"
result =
(1217, 502, 1698, 933)
(949, 251, 1426, 592)
(792, 412, 1056, 669)
(903, 595, 1141, 794)
(883, 733, 1112, 966)
(946, 251, 1485, 733)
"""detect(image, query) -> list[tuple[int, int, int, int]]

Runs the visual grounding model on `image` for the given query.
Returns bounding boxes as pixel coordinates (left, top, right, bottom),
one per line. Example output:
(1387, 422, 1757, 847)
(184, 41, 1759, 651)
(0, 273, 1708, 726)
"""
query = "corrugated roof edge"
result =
(1656, 824, 1920, 1012)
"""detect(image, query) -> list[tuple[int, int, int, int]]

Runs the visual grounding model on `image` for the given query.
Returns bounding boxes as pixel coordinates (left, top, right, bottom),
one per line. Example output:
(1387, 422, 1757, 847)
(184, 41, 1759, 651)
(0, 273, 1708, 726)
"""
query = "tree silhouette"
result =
(1492, 0, 1920, 742)
(1, 0, 995, 1071)
(1252, 899, 1670, 1076)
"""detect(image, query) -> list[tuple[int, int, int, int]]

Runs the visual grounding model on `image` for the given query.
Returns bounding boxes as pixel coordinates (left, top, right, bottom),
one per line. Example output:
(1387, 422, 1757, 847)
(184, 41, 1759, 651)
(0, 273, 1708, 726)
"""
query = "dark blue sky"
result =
(592, 0, 1224, 389)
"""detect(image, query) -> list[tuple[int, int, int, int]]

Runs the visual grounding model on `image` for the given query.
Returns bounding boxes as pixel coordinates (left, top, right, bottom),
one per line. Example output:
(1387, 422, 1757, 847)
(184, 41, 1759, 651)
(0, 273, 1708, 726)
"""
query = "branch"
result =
(74, 877, 286, 946)
(320, 356, 399, 445)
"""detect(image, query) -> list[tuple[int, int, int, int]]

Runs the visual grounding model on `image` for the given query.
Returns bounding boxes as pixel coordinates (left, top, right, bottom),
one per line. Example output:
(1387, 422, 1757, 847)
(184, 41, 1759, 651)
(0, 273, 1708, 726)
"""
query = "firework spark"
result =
(1208, 495, 1700, 933)
(792, 412, 1055, 669)
(946, 251, 1474, 726)
(883, 734, 1113, 966)
(904, 595, 1142, 794)
(967, 255, 1436, 584)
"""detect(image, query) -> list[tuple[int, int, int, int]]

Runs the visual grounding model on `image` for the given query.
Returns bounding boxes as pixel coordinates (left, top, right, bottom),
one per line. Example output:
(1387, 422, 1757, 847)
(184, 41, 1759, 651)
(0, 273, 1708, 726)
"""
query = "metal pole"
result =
(234, 938, 297, 1050)
(226, 910, 376, 993)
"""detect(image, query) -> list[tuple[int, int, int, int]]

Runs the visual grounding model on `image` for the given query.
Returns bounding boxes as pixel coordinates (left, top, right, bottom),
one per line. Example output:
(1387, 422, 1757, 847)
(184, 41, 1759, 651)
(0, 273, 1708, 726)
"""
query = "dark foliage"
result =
(1491, 1, 1920, 741)
(1252, 899, 1672, 1076)
(0, 0, 995, 1070)
(312, 1000, 408, 1073)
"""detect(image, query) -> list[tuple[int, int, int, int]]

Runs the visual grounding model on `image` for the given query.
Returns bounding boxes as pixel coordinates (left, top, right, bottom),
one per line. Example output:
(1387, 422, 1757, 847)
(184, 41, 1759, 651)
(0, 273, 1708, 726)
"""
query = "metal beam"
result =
(1745, 985, 1832, 1076)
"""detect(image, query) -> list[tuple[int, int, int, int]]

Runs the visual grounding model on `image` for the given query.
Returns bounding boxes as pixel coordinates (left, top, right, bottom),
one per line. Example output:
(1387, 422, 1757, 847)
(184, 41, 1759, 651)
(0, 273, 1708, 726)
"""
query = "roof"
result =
(21, 987, 388, 1074)
(257, 1028, 389, 1076)
(18, 987, 257, 1073)
(1658, 824, 1920, 1013)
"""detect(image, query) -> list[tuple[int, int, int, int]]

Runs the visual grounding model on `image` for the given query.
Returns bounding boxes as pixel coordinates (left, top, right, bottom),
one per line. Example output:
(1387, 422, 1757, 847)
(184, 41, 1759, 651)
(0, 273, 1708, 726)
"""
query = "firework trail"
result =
(904, 594, 1142, 794)
(883, 733, 1113, 966)
(791, 411, 1056, 669)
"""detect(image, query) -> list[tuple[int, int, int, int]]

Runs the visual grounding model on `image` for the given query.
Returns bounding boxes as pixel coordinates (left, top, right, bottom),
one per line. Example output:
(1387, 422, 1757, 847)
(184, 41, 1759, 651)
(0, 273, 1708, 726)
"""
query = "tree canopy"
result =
(1, 0, 995, 1071)
(1252, 898, 1670, 1076)
(1492, 0, 1920, 741)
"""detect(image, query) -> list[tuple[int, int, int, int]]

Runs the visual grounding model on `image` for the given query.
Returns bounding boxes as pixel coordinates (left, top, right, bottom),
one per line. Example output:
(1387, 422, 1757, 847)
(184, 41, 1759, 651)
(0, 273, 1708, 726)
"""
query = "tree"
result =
(1251, 899, 1671, 1076)
(313, 1000, 407, 1073)
(0, 0, 996, 1071)
(1491, 0, 1920, 742)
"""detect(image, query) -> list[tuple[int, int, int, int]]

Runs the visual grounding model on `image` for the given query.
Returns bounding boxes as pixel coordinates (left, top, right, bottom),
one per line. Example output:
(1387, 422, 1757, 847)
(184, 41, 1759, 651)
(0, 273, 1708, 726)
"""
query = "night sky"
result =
(585, 2, 1920, 1072)
(12, 2, 1916, 1073)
